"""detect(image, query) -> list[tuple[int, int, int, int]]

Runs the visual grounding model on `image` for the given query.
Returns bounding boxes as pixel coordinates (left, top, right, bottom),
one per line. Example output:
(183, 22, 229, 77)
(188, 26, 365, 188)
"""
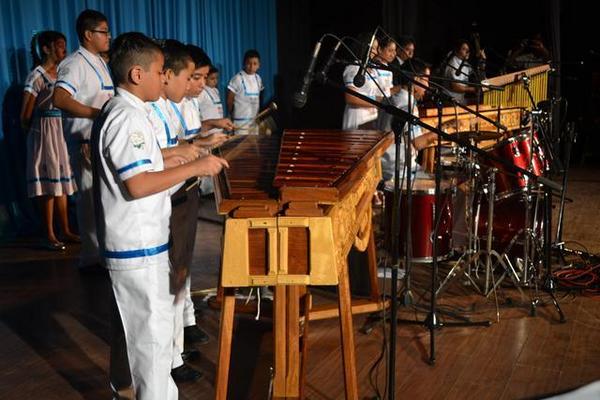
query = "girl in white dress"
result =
(21, 31, 78, 250)
(342, 34, 381, 130)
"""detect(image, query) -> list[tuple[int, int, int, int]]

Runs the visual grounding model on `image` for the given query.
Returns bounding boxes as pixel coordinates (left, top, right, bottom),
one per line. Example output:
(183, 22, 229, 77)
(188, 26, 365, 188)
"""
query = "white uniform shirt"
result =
(444, 54, 472, 105)
(148, 97, 179, 149)
(197, 87, 223, 120)
(342, 65, 379, 129)
(92, 88, 170, 270)
(227, 70, 263, 125)
(381, 88, 423, 181)
(169, 98, 201, 141)
(375, 66, 393, 98)
(196, 87, 224, 135)
(56, 46, 114, 141)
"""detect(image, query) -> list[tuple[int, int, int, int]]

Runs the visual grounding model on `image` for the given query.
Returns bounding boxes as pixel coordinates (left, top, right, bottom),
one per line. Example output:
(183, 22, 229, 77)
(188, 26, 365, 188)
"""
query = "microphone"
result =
(317, 39, 342, 82)
(353, 29, 377, 87)
(293, 39, 323, 108)
(455, 58, 466, 77)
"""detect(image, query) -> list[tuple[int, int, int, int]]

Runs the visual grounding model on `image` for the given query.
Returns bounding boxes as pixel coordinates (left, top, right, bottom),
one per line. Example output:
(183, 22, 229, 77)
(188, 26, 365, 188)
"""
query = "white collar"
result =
(116, 87, 147, 111)
(78, 46, 101, 62)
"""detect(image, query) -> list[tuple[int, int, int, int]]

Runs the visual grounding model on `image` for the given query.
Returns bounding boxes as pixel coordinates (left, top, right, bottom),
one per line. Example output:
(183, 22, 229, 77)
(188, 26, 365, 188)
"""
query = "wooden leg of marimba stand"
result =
(366, 230, 380, 301)
(273, 285, 287, 398)
(215, 287, 236, 400)
(299, 290, 311, 400)
(338, 261, 359, 400)
(286, 285, 300, 398)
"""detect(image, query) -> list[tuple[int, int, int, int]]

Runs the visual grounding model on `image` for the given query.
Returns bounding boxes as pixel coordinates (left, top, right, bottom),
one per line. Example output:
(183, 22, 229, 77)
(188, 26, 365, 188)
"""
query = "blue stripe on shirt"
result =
(117, 159, 152, 175)
(56, 80, 77, 93)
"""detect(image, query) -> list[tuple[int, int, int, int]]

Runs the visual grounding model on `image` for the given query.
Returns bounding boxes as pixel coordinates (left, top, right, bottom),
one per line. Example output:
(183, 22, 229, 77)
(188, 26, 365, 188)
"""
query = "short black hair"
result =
(377, 35, 396, 51)
(243, 49, 260, 64)
(398, 58, 430, 86)
(208, 65, 219, 75)
(160, 39, 193, 74)
(185, 44, 212, 69)
(454, 38, 470, 52)
(109, 32, 162, 85)
(76, 9, 108, 43)
(31, 30, 66, 67)
(397, 35, 415, 48)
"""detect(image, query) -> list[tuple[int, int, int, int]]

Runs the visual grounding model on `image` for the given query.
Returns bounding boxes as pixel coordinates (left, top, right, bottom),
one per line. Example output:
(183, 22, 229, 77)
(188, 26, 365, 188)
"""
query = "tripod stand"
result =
(396, 93, 491, 366)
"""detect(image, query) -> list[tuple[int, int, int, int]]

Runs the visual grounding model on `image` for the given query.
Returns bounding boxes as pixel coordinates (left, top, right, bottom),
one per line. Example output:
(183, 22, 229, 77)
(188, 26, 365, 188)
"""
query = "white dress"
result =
(24, 66, 76, 197)
(342, 65, 379, 129)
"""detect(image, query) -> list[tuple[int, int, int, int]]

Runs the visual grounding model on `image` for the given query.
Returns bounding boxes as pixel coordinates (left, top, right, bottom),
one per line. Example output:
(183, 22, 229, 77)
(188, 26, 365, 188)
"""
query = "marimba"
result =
(214, 130, 392, 399)
(481, 64, 550, 109)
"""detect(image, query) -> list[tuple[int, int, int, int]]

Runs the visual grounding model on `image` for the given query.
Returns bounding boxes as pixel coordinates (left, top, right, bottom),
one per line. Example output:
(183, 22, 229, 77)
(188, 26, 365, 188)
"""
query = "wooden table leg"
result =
(299, 291, 311, 400)
(366, 229, 380, 301)
(273, 285, 287, 397)
(338, 261, 359, 400)
(286, 285, 300, 397)
(215, 288, 236, 400)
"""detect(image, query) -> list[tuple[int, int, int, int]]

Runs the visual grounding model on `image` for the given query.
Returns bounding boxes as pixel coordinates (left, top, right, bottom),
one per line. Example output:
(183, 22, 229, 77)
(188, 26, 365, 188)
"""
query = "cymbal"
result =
(451, 130, 503, 142)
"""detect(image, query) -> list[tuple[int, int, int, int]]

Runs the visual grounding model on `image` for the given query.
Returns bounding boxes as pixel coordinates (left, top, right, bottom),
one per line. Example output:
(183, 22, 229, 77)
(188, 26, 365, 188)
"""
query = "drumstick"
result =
(232, 102, 278, 130)
(185, 135, 245, 192)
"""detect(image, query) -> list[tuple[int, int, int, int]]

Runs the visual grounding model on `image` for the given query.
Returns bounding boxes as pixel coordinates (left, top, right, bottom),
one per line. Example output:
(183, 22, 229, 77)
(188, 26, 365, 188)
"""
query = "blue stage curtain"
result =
(0, 0, 277, 238)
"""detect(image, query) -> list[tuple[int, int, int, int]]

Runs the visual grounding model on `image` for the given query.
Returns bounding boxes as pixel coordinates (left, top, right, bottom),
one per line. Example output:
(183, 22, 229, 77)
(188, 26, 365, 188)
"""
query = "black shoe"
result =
(171, 364, 203, 383)
(184, 325, 209, 344)
(181, 348, 200, 362)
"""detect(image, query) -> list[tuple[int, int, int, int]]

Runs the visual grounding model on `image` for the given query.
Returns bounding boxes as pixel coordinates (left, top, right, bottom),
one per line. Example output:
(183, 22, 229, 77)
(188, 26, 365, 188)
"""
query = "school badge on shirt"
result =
(130, 132, 145, 149)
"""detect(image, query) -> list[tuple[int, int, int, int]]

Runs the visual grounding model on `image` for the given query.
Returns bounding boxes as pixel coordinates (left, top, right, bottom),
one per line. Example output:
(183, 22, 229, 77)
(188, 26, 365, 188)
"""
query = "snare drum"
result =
(481, 131, 545, 200)
(384, 178, 454, 262)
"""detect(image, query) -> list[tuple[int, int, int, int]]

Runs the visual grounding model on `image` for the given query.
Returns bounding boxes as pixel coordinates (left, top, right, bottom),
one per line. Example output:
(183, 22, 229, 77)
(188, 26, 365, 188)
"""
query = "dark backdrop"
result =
(276, 0, 599, 164)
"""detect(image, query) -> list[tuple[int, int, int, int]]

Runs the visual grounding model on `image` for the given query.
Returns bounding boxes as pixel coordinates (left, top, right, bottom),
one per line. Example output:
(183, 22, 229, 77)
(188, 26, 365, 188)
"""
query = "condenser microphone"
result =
(293, 39, 323, 108)
(353, 29, 377, 87)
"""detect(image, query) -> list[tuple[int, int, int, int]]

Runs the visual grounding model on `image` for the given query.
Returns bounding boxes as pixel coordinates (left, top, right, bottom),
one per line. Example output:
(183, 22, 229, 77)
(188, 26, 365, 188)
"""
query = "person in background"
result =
(442, 39, 477, 105)
(53, 9, 113, 268)
(342, 33, 383, 130)
(21, 30, 78, 251)
(227, 49, 263, 134)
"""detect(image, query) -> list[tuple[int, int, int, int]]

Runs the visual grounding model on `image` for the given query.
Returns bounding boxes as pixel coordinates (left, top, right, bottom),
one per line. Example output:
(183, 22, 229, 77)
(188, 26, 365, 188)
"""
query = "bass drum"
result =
(384, 178, 454, 262)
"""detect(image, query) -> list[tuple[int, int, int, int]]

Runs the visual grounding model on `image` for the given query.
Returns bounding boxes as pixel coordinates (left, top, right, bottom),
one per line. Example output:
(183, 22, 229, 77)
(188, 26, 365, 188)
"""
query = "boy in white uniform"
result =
(53, 9, 113, 268)
(381, 60, 436, 181)
(92, 32, 228, 400)
(227, 49, 263, 135)
(197, 66, 225, 135)
(147, 40, 227, 383)
(168, 44, 229, 373)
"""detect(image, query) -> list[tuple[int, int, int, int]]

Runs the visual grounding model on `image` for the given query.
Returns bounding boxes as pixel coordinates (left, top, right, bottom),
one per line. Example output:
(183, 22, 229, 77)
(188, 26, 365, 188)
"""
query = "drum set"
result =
(383, 124, 550, 296)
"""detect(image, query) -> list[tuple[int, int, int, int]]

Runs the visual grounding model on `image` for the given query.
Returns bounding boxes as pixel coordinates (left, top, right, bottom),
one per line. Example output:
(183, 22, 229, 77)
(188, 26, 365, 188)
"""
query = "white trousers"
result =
(172, 274, 196, 369)
(110, 265, 178, 400)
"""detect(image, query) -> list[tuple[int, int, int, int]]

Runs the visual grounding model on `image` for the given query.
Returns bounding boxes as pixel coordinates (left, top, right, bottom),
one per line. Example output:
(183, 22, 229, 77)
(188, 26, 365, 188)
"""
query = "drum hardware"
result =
(395, 92, 491, 368)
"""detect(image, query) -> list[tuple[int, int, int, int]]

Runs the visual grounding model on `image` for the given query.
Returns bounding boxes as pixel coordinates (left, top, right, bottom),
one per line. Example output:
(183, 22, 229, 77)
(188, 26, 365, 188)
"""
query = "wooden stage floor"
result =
(1, 166, 600, 399)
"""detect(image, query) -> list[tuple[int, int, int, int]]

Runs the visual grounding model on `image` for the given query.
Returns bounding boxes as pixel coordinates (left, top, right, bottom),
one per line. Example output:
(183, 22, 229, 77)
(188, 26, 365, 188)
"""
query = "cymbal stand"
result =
(472, 170, 524, 299)
(436, 146, 481, 296)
